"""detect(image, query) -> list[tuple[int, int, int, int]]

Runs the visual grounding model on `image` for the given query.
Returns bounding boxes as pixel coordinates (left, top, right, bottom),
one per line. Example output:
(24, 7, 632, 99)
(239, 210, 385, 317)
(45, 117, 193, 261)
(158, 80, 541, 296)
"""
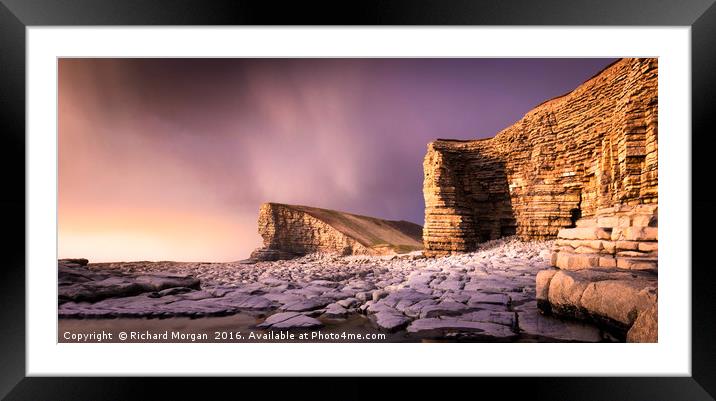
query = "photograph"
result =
(57, 57, 658, 344)
(3, 0, 713, 396)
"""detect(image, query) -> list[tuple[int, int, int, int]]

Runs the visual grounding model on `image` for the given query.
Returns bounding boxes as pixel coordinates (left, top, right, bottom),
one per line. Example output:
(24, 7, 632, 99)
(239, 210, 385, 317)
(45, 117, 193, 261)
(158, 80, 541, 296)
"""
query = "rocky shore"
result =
(59, 237, 618, 342)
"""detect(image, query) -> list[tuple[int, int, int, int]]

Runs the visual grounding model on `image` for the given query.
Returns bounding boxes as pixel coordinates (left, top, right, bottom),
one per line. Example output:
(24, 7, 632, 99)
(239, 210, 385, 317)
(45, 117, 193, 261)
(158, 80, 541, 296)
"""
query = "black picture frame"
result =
(1, 1, 714, 399)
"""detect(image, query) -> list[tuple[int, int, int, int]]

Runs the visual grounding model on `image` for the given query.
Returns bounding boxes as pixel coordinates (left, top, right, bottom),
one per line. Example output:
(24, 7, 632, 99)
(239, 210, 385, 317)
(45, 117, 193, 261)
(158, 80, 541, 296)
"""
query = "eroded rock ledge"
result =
(250, 203, 423, 261)
(423, 58, 658, 256)
(58, 259, 200, 305)
(536, 205, 658, 342)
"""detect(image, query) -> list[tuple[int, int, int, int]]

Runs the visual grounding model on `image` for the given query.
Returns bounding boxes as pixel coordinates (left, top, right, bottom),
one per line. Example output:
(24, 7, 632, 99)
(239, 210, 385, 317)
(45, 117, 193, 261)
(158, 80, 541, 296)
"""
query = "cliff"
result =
(250, 203, 423, 261)
(537, 204, 658, 342)
(423, 58, 658, 256)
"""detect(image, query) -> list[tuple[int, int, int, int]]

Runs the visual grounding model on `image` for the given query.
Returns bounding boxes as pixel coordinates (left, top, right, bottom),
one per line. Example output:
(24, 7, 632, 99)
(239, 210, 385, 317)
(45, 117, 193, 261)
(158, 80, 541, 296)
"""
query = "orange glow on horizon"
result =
(59, 207, 262, 263)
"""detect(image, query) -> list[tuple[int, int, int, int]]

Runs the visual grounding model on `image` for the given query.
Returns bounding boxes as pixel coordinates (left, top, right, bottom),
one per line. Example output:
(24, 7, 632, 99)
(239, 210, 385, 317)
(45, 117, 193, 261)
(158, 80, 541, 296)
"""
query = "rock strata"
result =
(536, 205, 658, 342)
(423, 58, 658, 256)
(550, 204, 657, 272)
(250, 203, 423, 261)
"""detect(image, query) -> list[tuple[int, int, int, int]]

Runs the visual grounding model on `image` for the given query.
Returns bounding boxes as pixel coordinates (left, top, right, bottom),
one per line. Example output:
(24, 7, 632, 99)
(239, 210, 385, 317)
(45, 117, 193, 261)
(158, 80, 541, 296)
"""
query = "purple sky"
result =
(59, 58, 616, 262)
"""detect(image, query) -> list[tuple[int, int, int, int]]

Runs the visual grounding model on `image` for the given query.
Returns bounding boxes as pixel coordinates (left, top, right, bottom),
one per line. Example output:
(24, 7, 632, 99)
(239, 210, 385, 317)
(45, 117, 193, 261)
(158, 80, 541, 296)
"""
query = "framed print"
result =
(1, 0, 715, 399)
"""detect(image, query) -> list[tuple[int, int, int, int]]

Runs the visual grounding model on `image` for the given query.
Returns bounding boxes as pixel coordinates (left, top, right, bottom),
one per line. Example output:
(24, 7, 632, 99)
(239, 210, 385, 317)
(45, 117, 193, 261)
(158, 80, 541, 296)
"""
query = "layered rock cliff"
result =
(250, 203, 423, 261)
(421, 58, 658, 342)
(423, 58, 658, 256)
(537, 205, 658, 342)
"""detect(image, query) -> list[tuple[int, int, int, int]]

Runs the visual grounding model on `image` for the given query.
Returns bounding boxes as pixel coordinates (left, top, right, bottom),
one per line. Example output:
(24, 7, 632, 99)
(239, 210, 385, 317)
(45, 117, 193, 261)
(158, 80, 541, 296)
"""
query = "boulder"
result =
(626, 304, 658, 343)
(536, 267, 657, 341)
(374, 310, 411, 331)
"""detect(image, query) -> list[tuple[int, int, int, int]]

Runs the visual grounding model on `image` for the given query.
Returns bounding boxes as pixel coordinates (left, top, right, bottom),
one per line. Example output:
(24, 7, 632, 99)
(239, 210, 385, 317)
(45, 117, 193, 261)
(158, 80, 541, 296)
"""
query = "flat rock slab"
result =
(336, 298, 359, 308)
(374, 310, 411, 331)
(464, 280, 519, 293)
(309, 279, 340, 288)
(402, 299, 439, 318)
(259, 277, 291, 287)
(280, 297, 333, 312)
(263, 293, 306, 305)
(467, 293, 511, 306)
(517, 309, 604, 342)
(419, 301, 472, 319)
(432, 278, 464, 291)
(58, 265, 279, 317)
(367, 301, 400, 315)
(58, 261, 200, 304)
(257, 312, 323, 329)
(226, 294, 275, 310)
(407, 318, 517, 338)
(457, 310, 516, 327)
(322, 303, 349, 319)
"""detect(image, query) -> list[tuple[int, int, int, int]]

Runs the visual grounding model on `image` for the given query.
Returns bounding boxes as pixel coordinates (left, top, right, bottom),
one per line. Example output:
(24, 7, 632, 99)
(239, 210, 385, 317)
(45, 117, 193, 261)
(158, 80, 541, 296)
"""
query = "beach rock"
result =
(402, 299, 439, 318)
(336, 297, 359, 308)
(322, 303, 348, 319)
(372, 289, 389, 302)
(355, 292, 371, 302)
(374, 310, 411, 331)
(458, 310, 516, 327)
(626, 304, 658, 343)
(536, 268, 657, 341)
(257, 312, 323, 329)
(280, 297, 333, 312)
(517, 310, 604, 342)
(263, 293, 305, 305)
(381, 288, 432, 308)
(152, 287, 194, 297)
(230, 295, 275, 310)
(58, 260, 200, 304)
(467, 293, 510, 306)
(407, 318, 517, 338)
(419, 301, 471, 319)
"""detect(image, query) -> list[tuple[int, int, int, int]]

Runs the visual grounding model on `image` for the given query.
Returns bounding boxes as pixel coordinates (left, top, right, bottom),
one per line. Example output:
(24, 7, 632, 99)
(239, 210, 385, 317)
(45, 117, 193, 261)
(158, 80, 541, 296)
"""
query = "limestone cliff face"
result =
(251, 203, 423, 261)
(536, 205, 658, 342)
(423, 58, 658, 256)
(551, 204, 658, 272)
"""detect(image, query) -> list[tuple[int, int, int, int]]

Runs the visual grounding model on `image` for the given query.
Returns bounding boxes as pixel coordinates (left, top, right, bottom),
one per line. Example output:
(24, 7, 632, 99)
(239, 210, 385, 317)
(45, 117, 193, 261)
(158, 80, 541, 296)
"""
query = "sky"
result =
(58, 58, 617, 262)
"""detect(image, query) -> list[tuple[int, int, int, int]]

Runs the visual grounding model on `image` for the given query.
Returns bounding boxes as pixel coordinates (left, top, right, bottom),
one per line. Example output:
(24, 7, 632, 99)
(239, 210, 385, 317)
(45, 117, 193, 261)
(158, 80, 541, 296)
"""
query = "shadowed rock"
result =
(58, 260, 200, 304)
(257, 312, 323, 329)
